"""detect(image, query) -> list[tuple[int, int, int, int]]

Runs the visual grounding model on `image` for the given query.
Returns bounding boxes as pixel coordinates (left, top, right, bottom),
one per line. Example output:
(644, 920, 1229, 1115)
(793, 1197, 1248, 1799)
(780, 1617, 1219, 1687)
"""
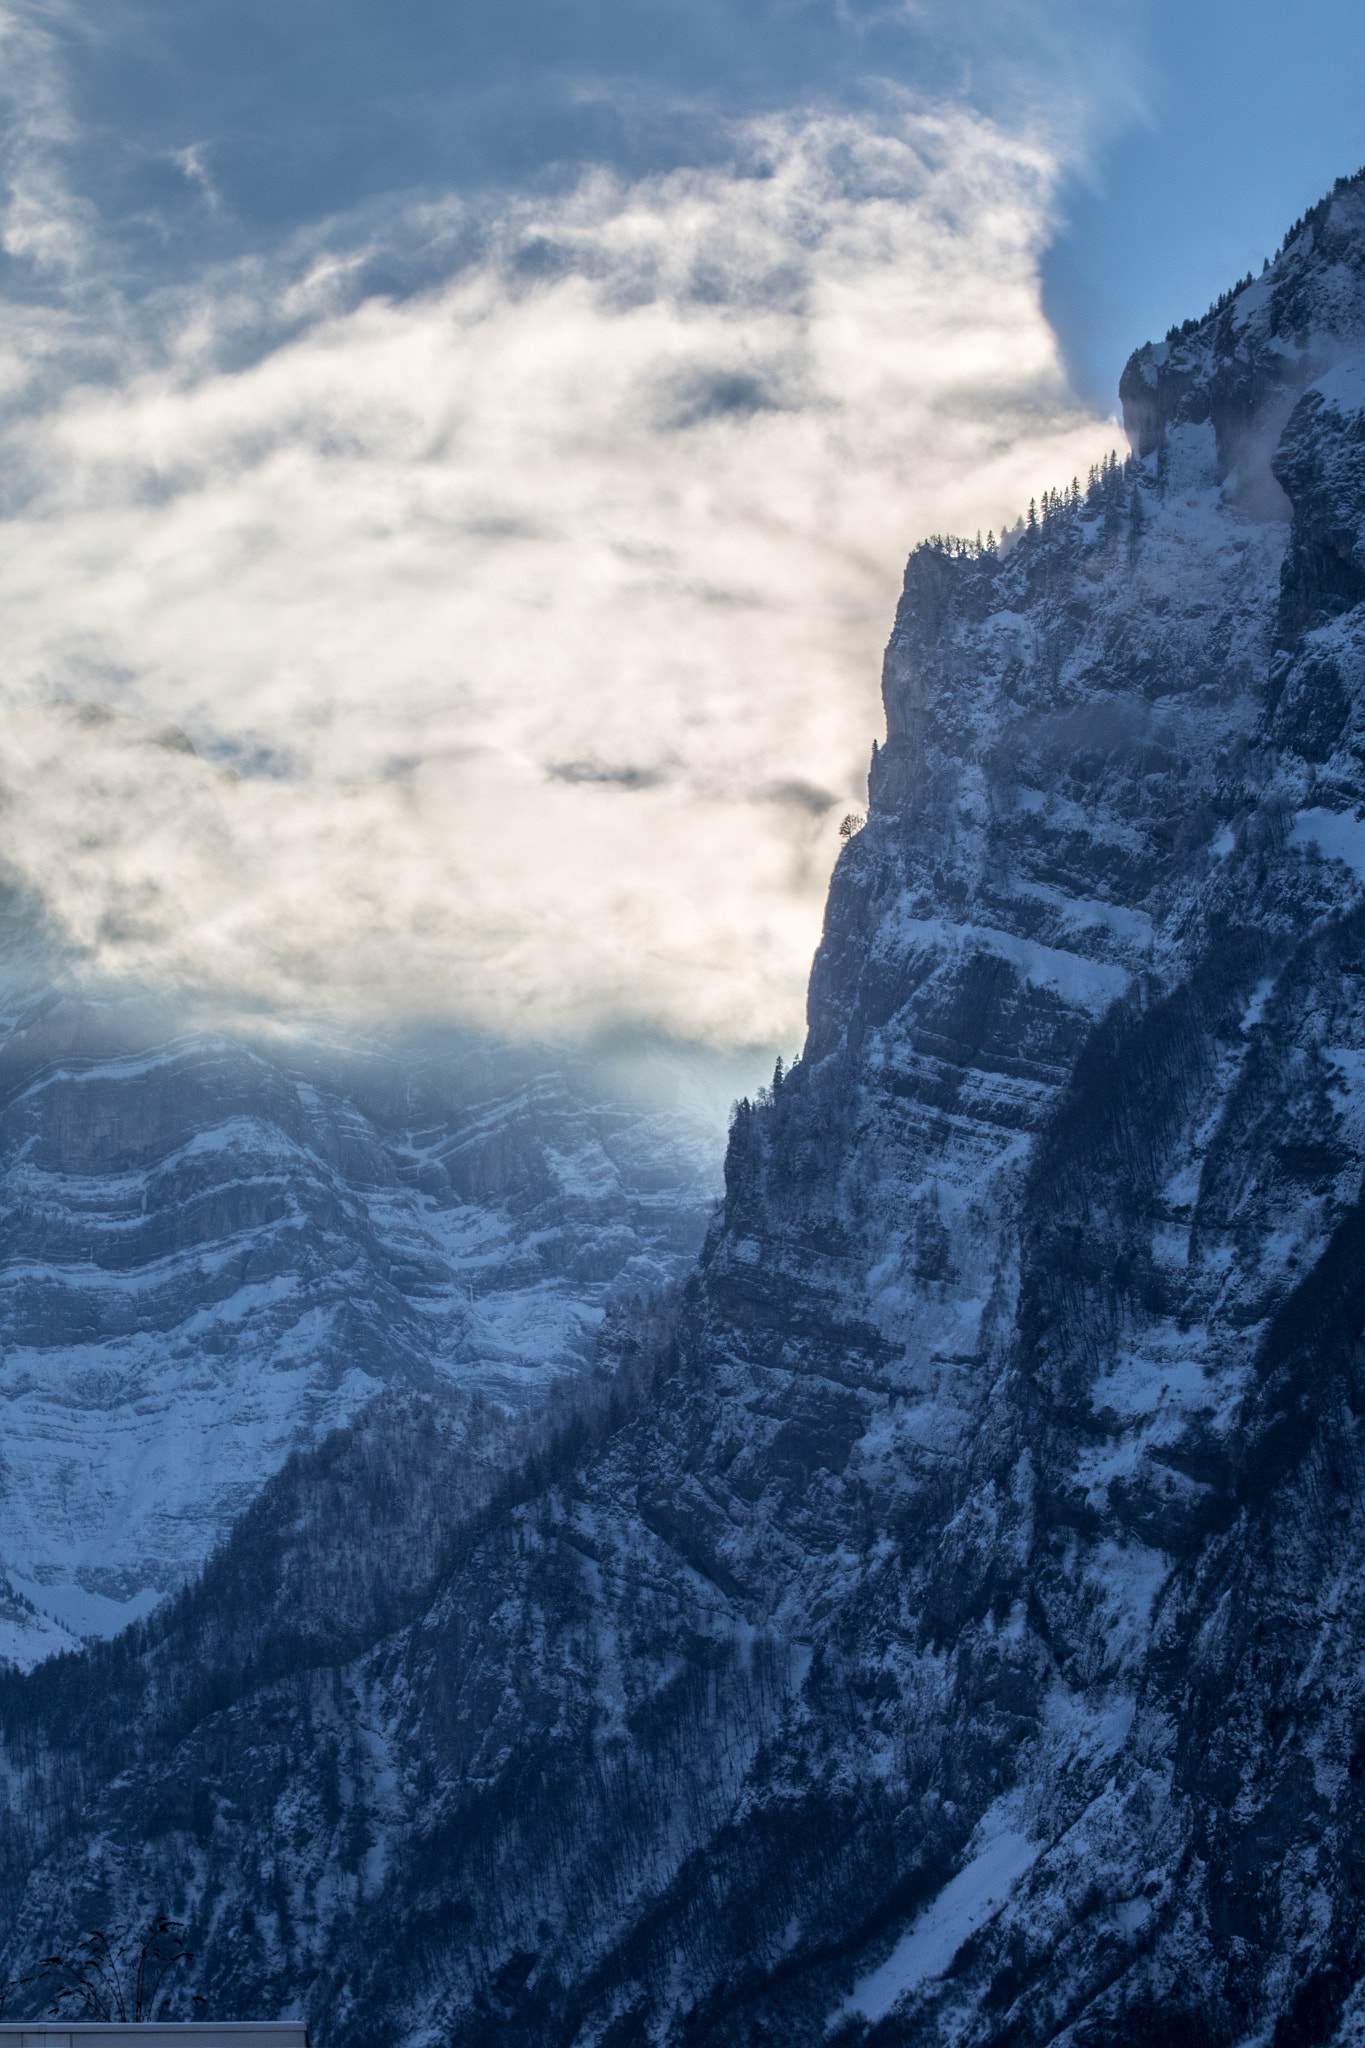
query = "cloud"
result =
(0, 99, 1118, 1049)
(0, 0, 1149, 272)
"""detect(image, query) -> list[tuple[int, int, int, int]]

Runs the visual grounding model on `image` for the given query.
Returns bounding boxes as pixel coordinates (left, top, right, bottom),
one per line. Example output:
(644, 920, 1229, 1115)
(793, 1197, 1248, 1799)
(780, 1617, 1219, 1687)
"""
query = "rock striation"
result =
(0, 975, 723, 1665)
(8, 169, 1365, 2047)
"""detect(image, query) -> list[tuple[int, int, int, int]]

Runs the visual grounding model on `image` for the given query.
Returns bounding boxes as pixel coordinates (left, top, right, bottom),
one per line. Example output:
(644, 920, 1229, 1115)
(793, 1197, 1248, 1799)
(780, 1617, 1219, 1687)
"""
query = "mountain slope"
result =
(8, 170, 1365, 2047)
(0, 927, 726, 1665)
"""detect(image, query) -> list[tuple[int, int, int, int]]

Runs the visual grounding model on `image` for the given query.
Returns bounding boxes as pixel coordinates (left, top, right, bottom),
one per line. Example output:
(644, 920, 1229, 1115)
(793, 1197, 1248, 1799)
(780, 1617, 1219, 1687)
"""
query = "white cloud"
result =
(0, 101, 1117, 1048)
(0, 4, 89, 276)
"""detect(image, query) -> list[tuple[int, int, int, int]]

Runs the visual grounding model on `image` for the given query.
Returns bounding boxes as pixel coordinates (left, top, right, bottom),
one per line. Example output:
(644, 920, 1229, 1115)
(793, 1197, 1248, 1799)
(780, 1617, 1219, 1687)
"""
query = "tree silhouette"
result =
(42, 1919, 204, 2022)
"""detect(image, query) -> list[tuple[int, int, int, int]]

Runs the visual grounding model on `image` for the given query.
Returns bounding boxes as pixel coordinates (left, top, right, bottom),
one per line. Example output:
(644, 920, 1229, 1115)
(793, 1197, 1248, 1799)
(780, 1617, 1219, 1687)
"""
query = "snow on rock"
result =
(1290, 805, 1365, 876)
(832, 1815, 1040, 2027)
(0, 985, 727, 1665)
(10, 165, 1365, 2048)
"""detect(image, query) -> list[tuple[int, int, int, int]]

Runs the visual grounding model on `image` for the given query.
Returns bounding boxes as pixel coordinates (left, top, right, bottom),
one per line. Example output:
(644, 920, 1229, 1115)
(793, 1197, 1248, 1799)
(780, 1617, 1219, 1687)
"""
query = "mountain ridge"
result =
(8, 169, 1365, 2047)
(0, 948, 729, 1666)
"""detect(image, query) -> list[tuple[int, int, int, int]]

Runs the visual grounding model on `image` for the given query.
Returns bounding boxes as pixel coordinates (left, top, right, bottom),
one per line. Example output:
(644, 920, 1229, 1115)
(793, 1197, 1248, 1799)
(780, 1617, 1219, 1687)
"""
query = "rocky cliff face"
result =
(0, 969, 723, 1666)
(7, 172, 1365, 2048)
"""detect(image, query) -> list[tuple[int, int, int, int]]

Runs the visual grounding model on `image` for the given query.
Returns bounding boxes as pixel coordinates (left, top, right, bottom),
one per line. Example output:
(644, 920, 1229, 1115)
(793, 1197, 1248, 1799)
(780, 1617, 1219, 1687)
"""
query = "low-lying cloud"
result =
(0, 100, 1116, 1048)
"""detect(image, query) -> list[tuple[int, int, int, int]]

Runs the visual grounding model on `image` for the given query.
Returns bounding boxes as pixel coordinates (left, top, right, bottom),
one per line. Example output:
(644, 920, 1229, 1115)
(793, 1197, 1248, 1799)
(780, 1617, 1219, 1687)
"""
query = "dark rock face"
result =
(8, 172, 1365, 2048)
(1269, 360, 1365, 764)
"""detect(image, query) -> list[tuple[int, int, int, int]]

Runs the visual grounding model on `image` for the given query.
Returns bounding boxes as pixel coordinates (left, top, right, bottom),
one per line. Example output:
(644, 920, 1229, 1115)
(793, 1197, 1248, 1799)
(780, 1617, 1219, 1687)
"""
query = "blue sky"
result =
(1045, 0, 1365, 400)
(0, 0, 1360, 1054)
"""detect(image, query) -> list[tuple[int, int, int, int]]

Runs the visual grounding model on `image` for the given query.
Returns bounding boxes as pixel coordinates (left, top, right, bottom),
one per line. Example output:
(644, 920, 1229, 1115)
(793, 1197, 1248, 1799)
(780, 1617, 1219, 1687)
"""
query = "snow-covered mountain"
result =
(7, 167, 1365, 2048)
(0, 960, 728, 1666)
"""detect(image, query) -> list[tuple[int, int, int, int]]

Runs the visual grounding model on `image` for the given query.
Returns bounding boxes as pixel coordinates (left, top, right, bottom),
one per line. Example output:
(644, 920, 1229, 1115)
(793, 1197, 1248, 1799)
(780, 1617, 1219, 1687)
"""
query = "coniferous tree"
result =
(1103, 469, 1123, 544)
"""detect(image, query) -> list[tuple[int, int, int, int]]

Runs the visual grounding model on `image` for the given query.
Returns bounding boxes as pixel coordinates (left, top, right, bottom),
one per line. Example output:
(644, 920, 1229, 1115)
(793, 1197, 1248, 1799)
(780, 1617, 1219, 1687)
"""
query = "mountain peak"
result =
(1120, 167, 1365, 507)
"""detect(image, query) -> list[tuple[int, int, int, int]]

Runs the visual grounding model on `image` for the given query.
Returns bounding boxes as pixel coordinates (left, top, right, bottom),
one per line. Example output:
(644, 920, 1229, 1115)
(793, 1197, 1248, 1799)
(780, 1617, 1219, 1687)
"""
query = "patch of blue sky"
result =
(1043, 0, 1365, 401)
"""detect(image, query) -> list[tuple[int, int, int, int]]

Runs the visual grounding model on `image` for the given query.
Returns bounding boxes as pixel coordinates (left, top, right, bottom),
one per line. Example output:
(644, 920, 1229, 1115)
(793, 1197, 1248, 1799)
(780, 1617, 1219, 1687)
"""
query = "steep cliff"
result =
(7, 171, 1365, 2048)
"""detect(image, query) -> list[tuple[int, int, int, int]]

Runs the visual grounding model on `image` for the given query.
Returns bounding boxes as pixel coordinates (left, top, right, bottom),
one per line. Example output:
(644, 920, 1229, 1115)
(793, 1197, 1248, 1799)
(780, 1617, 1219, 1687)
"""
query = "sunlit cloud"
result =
(0, 97, 1118, 1048)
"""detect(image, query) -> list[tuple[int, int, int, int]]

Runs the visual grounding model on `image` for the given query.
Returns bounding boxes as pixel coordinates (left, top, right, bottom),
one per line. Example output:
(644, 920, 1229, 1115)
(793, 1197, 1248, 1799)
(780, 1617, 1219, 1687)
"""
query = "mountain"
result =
(0, 870, 729, 1666)
(7, 168, 1365, 2046)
